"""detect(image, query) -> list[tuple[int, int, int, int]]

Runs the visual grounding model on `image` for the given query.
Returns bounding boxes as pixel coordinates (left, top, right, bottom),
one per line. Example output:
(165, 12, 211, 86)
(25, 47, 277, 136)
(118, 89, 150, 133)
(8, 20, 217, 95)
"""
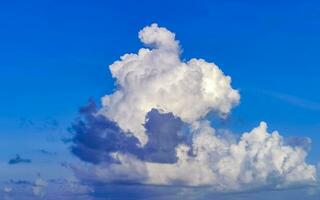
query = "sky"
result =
(0, 0, 320, 199)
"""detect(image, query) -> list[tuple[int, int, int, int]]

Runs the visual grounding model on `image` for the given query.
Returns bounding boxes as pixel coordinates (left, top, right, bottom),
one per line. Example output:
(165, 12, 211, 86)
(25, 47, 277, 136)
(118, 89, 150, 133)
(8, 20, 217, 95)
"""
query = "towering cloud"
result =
(100, 23, 240, 144)
(71, 24, 317, 192)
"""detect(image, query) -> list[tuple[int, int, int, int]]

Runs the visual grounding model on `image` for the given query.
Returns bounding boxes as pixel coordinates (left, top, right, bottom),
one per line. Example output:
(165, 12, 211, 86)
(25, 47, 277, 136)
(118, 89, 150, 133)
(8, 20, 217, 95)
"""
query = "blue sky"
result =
(0, 0, 320, 199)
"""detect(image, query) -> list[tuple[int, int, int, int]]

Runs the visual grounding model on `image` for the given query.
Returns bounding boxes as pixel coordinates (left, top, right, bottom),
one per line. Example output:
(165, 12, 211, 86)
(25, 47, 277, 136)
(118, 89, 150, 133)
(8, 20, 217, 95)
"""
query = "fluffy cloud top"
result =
(71, 24, 317, 192)
(101, 23, 240, 144)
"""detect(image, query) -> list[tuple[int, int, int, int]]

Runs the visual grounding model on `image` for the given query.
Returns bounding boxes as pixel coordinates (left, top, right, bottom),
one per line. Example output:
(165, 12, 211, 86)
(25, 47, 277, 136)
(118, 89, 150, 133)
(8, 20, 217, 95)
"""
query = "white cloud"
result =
(32, 178, 47, 197)
(3, 186, 12, 193)
(100, 23, 240, 144)
(73, 23, 317, 192)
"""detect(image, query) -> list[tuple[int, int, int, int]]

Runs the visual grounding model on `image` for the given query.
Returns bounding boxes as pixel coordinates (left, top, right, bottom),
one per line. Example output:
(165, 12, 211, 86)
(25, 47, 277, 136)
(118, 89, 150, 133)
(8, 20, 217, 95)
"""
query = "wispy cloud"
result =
(36, 149, 57, 156)
(260, 90, 320, 111)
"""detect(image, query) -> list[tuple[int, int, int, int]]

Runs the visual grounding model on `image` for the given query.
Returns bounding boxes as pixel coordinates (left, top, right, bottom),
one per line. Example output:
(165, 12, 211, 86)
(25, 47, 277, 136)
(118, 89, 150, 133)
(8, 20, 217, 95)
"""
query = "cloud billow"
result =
(71, 102, 190, 164)
(70, 24, 317, 192)
(71, 100, 141, 164)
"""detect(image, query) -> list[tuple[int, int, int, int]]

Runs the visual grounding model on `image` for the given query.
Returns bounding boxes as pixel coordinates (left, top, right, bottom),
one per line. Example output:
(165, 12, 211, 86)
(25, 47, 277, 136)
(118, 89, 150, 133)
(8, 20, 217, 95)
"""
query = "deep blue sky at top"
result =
(0, 0, 319, 164)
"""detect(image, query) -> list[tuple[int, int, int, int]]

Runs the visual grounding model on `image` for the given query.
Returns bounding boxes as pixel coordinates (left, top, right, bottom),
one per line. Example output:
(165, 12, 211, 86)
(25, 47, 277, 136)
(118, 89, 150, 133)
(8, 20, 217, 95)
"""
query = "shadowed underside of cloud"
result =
(69, 23, 318, 195)
(71, 100, 189, 164)
(71, 100, 141, 164)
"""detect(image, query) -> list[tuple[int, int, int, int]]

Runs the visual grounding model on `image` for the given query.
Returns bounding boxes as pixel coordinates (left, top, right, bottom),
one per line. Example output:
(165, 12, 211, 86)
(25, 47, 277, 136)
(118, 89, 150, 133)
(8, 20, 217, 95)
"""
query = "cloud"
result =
(1, 177, 92, 200)
(141, 108, 190, 163)
(3, 186, 12, 193)
(37, 149, 57, 156)
(71, 100, 141, 164)
(32, 177, 48, 197)
(9, 180, 32, 185)
(73, 121, 316, 189)
(71, 101, 189, 164)
(100, 23, 240, 144)
(77, 184, 320, 200)
(8, 155, 31, 165)
(70, 23, 317, 193)
(259, 90, 320, 111)
(284, 136, 312, 151)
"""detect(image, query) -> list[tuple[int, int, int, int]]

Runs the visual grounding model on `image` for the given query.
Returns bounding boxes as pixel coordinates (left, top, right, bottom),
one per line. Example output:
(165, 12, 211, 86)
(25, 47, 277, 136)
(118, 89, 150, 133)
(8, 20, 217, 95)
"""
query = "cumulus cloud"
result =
(70, 23, 317, 192)
(100, 23, 240, 144)
(37, 149, 57, 156)
(73, 121, 316, 190)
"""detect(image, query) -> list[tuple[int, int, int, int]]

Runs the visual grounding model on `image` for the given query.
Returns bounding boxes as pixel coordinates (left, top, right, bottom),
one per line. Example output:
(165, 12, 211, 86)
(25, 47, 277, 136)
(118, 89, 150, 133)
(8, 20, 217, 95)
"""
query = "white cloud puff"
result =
(32, 178, 48, 197)
(73, 23, 317, 192)
(100, 23, 240, 144)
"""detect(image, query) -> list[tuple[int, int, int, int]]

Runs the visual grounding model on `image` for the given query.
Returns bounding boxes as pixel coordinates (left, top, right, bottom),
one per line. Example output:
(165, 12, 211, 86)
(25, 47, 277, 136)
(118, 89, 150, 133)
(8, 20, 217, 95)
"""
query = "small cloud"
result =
(37, 149, 57, 156)
(18, 117, 60, 131)
(8, 155, 31, 165)
(9, 179, 32, 185)
(32, 177, 48, 197)
(3, 186, 12, 193)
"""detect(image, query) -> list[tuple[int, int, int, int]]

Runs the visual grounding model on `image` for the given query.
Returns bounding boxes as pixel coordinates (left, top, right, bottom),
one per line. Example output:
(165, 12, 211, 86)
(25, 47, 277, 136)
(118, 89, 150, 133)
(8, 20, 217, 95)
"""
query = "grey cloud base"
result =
(71, 101, 190, 164)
